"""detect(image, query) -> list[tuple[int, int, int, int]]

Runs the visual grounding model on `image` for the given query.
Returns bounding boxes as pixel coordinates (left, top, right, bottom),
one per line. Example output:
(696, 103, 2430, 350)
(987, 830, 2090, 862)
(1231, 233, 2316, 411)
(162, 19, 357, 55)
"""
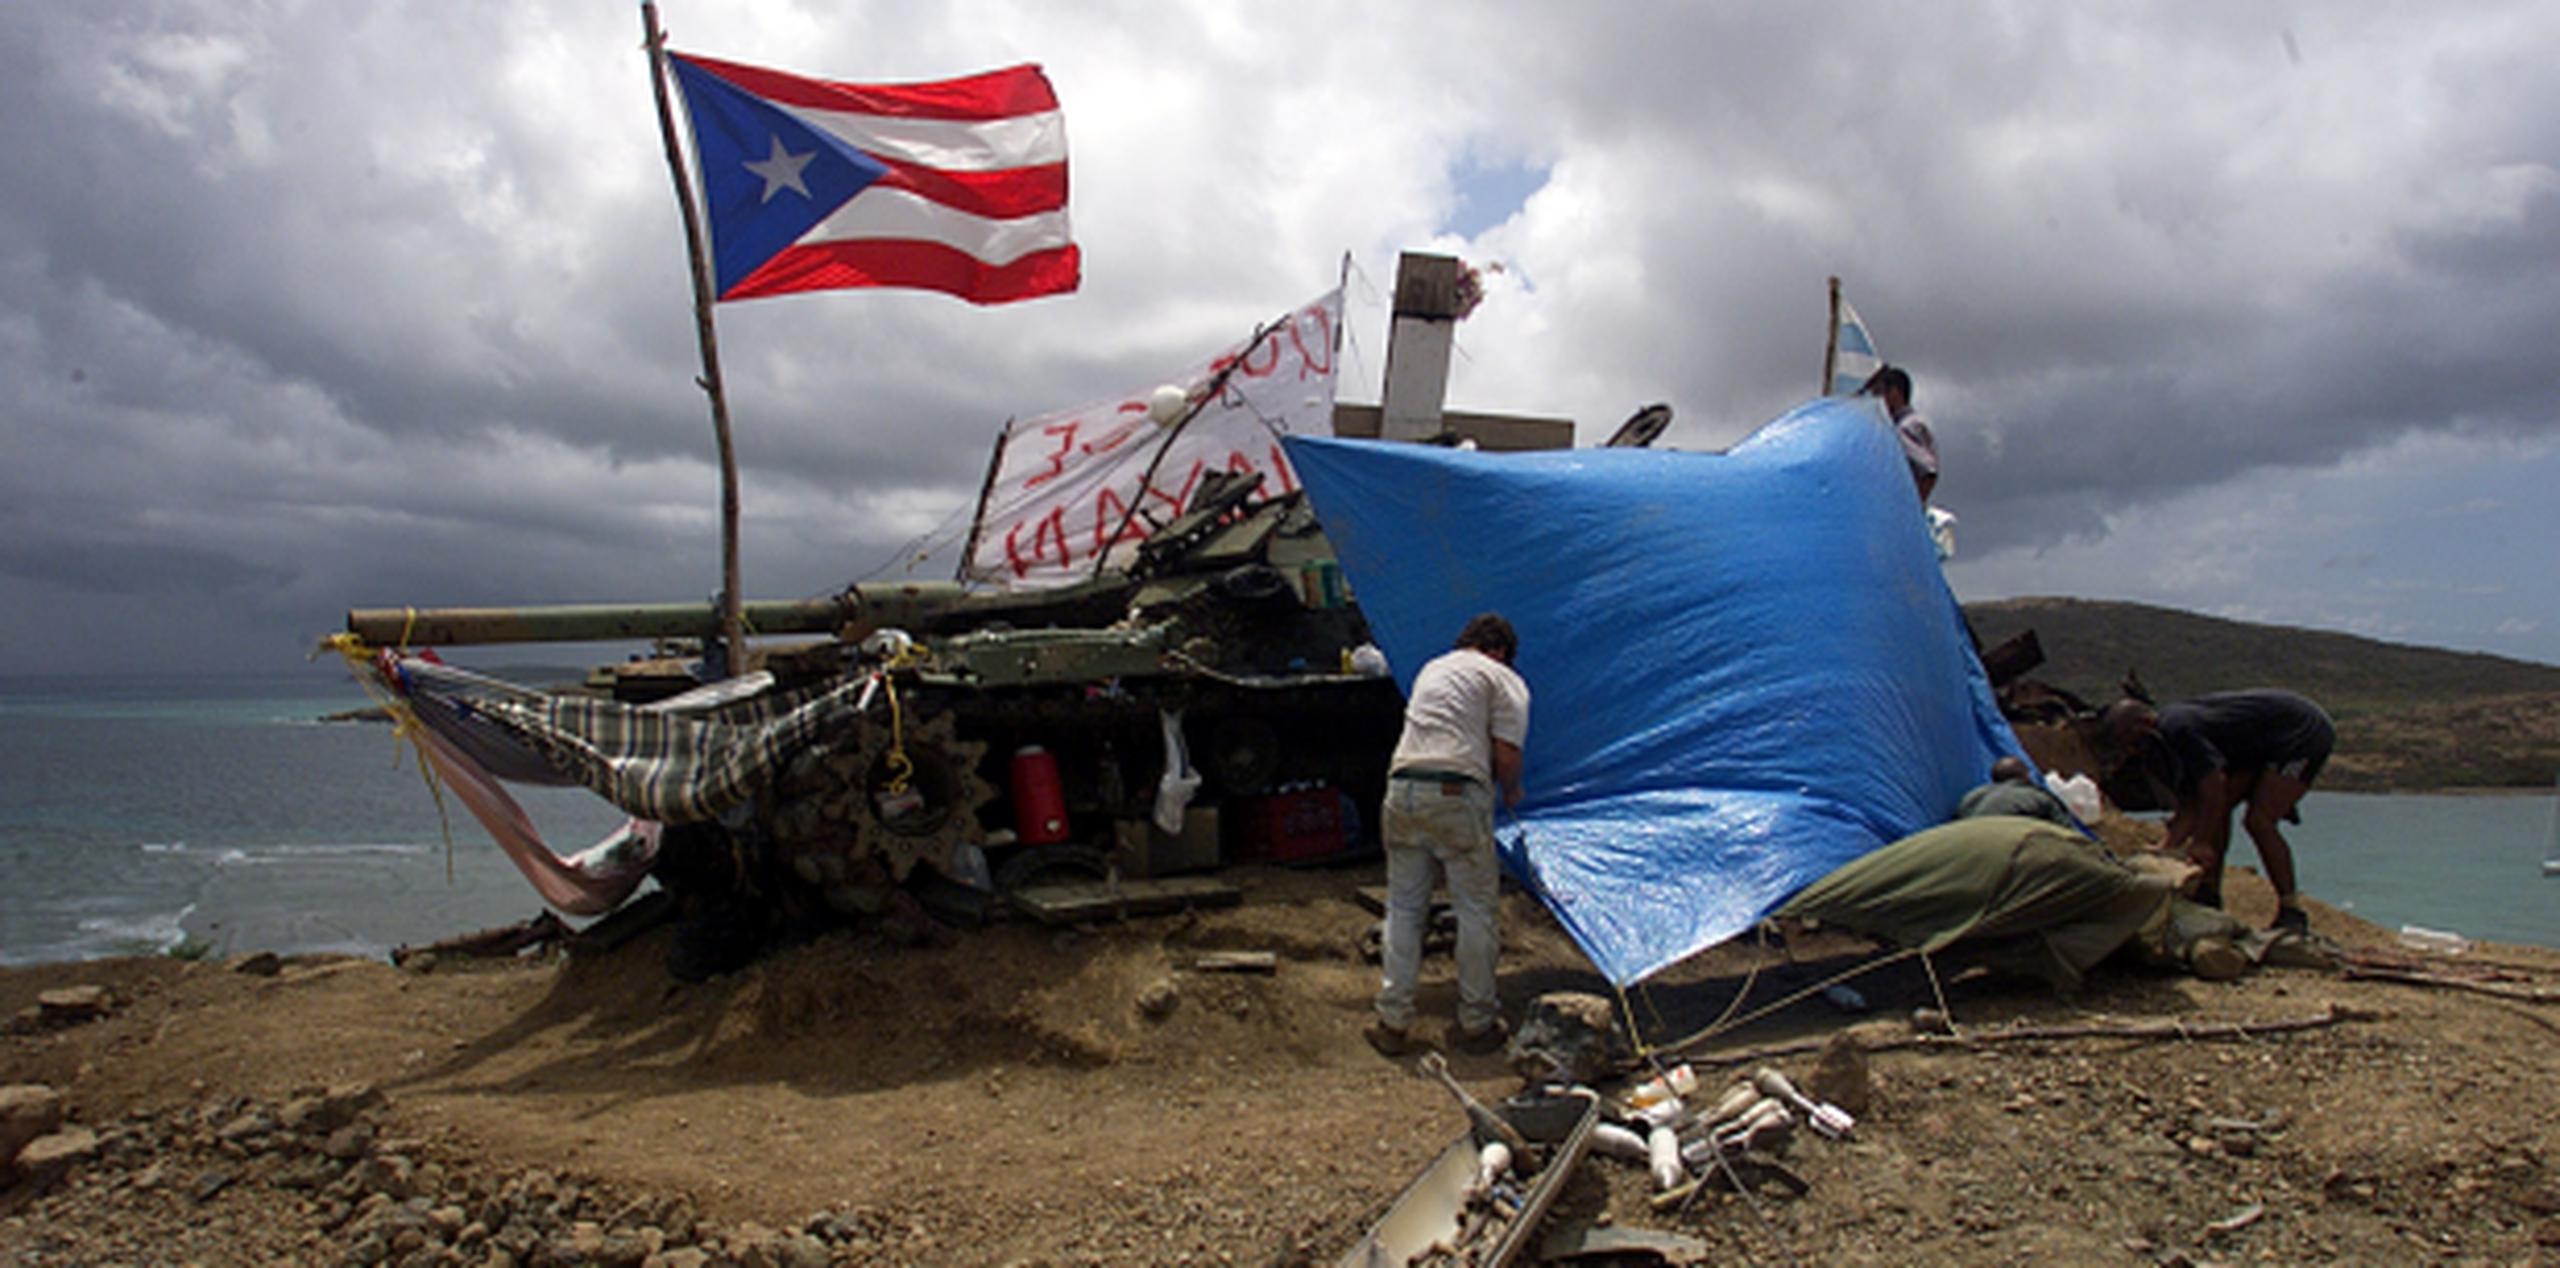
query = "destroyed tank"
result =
(345, 470, 1405, 972)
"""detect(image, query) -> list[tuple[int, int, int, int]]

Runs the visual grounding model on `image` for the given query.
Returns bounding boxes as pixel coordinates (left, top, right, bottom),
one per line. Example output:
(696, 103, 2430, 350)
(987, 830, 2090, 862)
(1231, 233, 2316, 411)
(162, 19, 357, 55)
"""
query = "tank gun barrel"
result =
(345, 598, 861, 647)
(346, 576, 1137, 648)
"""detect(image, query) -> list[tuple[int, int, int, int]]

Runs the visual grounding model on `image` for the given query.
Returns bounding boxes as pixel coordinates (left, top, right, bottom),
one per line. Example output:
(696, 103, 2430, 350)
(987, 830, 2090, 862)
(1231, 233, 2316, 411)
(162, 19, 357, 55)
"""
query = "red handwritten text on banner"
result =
(965, 290, 1341, 588)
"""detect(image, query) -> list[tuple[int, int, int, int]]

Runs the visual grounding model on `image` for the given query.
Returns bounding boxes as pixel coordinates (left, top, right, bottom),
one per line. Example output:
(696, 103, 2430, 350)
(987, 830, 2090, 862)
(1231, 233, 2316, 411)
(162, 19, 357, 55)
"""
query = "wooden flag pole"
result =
(1822, 275, 1842, 398)
(641, 1, 746, 679)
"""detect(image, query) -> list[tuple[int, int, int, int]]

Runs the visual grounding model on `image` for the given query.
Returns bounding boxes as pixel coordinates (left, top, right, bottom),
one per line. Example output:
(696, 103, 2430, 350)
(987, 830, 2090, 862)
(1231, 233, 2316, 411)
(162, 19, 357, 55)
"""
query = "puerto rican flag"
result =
(666, 52, 1077, 304)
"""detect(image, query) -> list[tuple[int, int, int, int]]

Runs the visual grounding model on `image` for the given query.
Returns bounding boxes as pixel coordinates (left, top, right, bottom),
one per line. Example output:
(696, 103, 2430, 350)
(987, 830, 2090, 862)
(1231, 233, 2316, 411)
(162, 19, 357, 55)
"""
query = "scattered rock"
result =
(1807, 1031, 1872, 1116)
(17, 1125, 102, 1190)
(192, 1166, 238, 1203)
(1135, 978, 1181, 1019)
(316, 1083, 386, 1134)
(232, 951, 285, 977)
(216, 1109, 279, 1143)
(36, 985, 112, 1025)
(1, 1083, 66, 1164)
(1508, 991, 1626, 1085)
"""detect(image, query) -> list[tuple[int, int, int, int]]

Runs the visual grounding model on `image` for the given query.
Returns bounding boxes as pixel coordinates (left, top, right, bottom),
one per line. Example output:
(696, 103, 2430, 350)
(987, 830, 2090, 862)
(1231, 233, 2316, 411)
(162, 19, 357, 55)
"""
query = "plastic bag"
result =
(1154, 708, 1202, 836)
(1926, 505, 1958, 561)
(2045, 771, 2103, 822)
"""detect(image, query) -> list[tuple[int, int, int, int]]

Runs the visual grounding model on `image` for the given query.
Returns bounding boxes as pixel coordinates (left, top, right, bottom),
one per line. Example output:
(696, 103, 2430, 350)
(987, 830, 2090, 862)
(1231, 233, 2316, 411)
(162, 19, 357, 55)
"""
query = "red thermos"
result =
(1010, 745, 1069, 844)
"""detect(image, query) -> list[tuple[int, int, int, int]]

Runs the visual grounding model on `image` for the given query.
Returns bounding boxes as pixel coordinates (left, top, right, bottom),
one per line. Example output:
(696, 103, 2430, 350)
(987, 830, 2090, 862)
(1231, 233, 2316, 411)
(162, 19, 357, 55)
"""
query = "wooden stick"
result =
(1822, 275, 1841, 396)
(2489, 1004, 2560, 1037)
(2341, 965, 2560, 1002)
(1675, 1004, 2367, 1068)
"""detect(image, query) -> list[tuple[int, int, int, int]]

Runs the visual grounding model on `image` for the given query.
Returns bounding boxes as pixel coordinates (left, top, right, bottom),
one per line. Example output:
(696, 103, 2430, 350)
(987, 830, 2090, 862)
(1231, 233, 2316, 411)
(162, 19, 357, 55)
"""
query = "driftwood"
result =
(2490, 1004, 2560, 1038)
(390, 911, 567, 965)
(570, 889, 675, 955)
(1676, 1003, 2370, 1068)
(1185, 950, 1278, 975)
(1009, 876, 1240, 924)
(2339, 965, 2560, 1002)
(2342, 945, 2556, 977)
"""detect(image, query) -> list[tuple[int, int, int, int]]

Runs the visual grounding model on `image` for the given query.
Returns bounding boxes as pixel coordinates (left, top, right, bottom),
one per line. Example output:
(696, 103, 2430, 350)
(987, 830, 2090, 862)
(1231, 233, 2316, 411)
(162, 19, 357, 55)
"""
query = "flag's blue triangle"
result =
(668, 57, 889, 296)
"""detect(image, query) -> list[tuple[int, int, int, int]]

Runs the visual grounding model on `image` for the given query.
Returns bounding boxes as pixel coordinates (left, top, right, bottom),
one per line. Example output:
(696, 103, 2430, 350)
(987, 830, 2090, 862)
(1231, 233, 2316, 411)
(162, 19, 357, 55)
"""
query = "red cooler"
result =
(1010, 745, 1069, 844)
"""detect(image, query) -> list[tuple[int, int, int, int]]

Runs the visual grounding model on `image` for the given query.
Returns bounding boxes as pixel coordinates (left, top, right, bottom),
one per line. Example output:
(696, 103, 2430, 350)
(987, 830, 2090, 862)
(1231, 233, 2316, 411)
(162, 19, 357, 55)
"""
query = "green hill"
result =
(1964, 597, 2560, 790)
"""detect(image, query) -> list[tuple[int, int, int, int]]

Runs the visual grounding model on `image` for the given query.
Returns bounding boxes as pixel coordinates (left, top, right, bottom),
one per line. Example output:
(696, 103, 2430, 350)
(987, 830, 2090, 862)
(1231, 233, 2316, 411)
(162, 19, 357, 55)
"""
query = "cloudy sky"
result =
(3, 2, 2554, 677)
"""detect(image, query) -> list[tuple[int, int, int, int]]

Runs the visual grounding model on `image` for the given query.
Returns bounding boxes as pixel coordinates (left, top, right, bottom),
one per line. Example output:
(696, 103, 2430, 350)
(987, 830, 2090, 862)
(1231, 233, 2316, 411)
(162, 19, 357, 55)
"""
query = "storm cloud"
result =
(1, 2, 2552, 674)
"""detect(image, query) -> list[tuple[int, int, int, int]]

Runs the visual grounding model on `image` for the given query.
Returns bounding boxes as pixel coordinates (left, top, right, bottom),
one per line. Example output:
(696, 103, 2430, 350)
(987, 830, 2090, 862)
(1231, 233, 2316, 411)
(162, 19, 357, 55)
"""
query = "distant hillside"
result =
(1964, 597, 2560, 790)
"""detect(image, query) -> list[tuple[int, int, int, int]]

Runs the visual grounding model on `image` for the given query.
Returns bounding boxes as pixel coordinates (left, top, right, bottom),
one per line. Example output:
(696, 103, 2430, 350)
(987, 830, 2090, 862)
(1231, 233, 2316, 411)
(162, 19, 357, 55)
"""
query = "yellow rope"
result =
(880, 672, 913, 796)
(1651, 945, 1925, 1059)
(869, 638, 935, 798)
(1920, 950, 1959, 1037)
(326, 633, 459, 883)
(1613, 921, 1773, 1062)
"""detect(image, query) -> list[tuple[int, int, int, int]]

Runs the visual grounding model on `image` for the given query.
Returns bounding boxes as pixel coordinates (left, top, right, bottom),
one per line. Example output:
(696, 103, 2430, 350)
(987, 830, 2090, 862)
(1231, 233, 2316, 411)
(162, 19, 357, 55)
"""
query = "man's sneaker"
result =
(1363, 1021, 1414, 1058)
(2271, 903, 2311, 934)
(1455, 1017, 1510, 1056)
(2189, 935, 2247, 982)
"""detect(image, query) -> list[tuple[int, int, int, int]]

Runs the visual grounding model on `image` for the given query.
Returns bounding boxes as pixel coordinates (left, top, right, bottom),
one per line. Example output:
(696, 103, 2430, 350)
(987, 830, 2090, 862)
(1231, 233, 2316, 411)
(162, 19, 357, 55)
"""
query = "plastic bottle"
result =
(1646, 1124, 1686, 1191)
(2397, 925, 2472, 956)
(1625, 1063, 1697, 1110)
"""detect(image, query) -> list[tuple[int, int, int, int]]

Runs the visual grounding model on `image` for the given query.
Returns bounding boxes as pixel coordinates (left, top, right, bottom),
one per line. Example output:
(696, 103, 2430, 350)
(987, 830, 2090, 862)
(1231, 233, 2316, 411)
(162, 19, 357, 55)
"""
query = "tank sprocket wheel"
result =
(768, 710, 993, 903)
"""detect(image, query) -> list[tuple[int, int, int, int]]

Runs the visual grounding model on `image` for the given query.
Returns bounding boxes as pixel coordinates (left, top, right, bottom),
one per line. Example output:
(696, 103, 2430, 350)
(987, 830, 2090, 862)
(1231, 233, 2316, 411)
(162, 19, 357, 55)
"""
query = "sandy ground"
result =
(6, 838, 2560, 1266)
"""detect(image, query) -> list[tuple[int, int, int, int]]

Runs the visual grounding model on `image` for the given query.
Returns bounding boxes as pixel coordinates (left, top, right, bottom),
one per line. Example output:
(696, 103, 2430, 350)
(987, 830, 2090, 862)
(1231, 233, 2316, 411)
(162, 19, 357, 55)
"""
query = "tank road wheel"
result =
(994, 843, 1113, 894)
(766, 711, 994, 916)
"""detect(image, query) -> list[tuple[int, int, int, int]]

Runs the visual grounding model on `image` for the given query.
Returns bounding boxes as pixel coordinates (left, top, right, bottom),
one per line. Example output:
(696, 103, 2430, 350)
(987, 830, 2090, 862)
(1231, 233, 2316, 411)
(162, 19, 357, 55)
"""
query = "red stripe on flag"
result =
(725, 240, 1081, 305)
(676, 53, 1058, 121)
(867, 159, 1067, 219)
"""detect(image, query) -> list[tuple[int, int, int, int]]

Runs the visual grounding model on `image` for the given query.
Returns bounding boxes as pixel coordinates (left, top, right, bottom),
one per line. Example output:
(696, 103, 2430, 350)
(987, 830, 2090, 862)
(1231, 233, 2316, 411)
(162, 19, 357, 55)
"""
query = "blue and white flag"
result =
(1830, 295, 1882, 395)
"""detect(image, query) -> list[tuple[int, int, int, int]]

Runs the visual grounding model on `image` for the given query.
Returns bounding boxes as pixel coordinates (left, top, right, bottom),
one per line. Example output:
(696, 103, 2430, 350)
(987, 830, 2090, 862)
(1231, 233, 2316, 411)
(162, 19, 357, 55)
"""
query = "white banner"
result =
(963, 288, 1343, 588)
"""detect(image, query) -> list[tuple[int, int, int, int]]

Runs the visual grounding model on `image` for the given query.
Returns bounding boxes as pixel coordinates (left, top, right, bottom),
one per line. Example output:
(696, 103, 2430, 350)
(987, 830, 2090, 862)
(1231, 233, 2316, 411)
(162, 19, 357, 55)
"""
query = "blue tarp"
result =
(1284, 396, 2028, 986)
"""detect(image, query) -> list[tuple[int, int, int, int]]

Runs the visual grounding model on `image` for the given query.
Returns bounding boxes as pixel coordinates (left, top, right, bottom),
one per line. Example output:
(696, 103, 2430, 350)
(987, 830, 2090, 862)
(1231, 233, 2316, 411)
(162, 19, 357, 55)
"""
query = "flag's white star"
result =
(742, 135, 815, 203)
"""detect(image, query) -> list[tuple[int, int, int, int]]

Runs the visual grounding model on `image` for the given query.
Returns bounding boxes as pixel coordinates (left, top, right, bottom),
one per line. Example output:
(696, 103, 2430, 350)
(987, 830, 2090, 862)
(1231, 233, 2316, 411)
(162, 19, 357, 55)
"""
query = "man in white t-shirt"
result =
(1366, 613, 1531, 1057)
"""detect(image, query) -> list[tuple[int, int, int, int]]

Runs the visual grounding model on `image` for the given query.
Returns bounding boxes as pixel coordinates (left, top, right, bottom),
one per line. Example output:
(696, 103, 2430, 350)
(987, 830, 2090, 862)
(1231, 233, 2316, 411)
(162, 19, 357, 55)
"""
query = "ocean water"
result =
(2283, 789, 2558, 950)
(0, 667, 624, 966)
(2, 672, 2555, 965)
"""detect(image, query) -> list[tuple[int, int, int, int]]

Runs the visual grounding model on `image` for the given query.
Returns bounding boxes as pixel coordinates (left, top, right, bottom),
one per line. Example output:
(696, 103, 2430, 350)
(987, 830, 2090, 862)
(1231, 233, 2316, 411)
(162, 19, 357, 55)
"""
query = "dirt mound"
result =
(8, 851, 2560, 1264)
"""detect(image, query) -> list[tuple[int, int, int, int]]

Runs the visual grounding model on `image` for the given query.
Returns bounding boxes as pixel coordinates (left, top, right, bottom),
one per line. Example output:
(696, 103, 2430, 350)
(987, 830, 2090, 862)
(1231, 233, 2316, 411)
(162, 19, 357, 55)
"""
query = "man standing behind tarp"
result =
(1367, 614, 1530, 1058)
(1861, 365, 1939, 503)
(2107, 690, 2334, 933)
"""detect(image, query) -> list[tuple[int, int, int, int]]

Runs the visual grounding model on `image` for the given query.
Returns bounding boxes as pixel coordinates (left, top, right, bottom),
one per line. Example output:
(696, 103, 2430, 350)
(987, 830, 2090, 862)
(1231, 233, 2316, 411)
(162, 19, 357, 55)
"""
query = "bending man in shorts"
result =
(2106, 689, 2333, 932)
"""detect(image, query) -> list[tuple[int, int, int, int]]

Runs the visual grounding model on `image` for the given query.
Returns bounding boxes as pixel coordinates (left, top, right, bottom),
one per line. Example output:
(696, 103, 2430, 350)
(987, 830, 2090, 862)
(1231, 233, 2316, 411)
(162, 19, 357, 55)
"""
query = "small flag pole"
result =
(641, 1, 746, 678)
(1823, 275, 1842, 397)
(956, 417, 1012, 583)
